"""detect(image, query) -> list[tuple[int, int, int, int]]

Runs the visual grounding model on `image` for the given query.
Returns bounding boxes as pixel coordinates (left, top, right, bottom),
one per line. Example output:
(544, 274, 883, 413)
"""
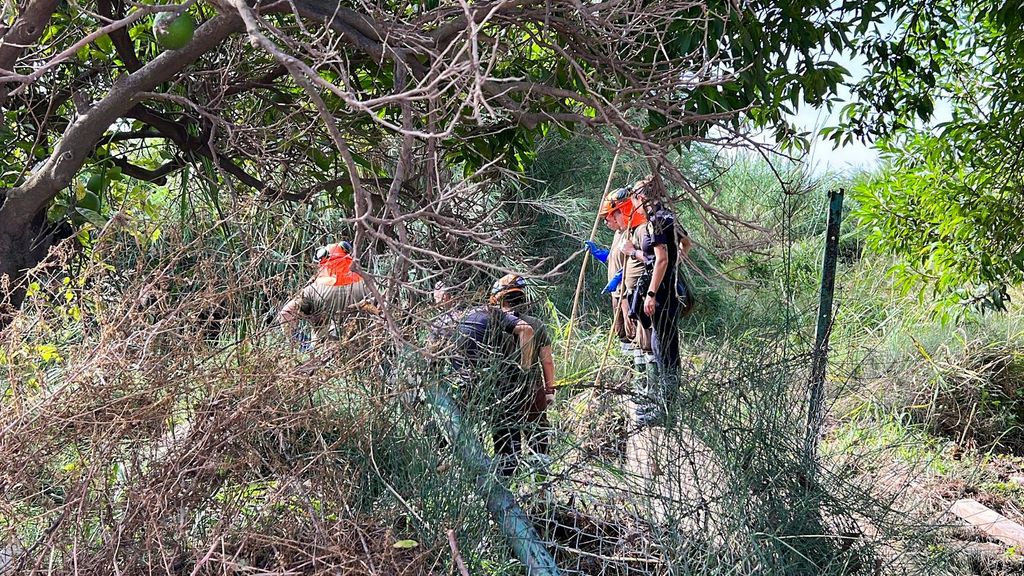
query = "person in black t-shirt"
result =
(432, 298, 535, 475)
(620, 176, 692, 427)
(489, 274, 556, 461)
(453, 306, 533, 370)
(600, 187, 655, 405)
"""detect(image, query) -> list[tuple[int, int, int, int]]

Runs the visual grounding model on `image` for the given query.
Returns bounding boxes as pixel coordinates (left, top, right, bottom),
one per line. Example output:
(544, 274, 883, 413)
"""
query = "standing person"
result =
(599, 190, 630, 348)
(621, 177, 691, 427)
(276, 241, 372, 348)
(489, 274, 556, 460)
(445, 299, 535, 476)
(600, 187, 654, 403)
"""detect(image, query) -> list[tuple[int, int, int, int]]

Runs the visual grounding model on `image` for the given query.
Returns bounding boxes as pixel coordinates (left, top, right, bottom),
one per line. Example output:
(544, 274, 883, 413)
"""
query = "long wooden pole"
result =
(563, 149, 621, 360)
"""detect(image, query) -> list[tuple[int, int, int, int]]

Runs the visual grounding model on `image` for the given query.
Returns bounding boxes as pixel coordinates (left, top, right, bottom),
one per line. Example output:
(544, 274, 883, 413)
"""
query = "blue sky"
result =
(792, 104, 879, 175)
(790, 50, 879, 175)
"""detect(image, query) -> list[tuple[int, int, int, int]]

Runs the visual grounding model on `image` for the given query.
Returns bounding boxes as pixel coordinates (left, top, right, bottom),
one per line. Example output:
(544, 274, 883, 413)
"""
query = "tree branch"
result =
(125, 104, 192, 145)
(223, 64, 287, 96)
(128, 99, 308, 201)
(0, 0, 61, 107)
(1, 5, 166, 97)
(97, 0, 143, 72)
(278, 0, 426, 78)
(2, 12, 243, 220)
(103, 129, 164, 143)
(108, 156, 183, 184)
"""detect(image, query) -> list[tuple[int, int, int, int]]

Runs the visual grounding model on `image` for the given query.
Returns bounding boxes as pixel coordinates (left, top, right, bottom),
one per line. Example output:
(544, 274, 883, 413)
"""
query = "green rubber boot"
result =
(636, 355, 665, 427)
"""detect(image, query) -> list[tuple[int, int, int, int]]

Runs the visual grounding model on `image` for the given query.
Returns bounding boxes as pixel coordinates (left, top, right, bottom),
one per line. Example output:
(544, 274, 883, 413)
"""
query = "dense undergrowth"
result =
(3, 137, 1024, 575)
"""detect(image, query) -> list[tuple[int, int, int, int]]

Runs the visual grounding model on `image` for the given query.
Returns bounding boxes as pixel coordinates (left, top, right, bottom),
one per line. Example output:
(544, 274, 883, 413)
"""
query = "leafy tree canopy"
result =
(833, 0, 1024, 316)
(1, 0, 890, 325)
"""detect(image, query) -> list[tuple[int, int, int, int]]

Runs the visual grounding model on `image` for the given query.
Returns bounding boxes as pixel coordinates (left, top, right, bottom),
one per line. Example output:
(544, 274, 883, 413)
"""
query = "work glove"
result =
(292, 328, 312, 352)
(544, 388, 555, 410)
(603, 269, 623, 294)
(584, 240, 609, 264)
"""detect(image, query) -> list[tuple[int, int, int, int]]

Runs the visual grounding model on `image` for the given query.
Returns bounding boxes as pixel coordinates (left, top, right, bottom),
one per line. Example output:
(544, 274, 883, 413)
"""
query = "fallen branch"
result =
(446, 529, 469, 576)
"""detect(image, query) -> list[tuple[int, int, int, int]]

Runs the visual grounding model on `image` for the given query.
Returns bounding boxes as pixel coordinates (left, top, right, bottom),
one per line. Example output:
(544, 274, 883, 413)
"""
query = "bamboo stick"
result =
(563, 148, 621, 361)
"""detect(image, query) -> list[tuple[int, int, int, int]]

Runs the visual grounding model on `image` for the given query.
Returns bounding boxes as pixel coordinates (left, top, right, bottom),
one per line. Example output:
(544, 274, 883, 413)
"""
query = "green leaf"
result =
(1012, 250, 1024, 271)
(392, 539, 418, 549)
(36, 344, 61, 362)
(74, 207, 108, 229)
(95, 34, 113, 54)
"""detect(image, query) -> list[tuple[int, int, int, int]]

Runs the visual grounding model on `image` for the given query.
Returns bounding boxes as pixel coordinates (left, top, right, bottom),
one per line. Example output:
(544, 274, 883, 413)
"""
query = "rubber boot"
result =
(644, 354, 662, 404)
(636, 355, 664, 427)
(631, 348, 647, 400)
(660, 368, 679, 417)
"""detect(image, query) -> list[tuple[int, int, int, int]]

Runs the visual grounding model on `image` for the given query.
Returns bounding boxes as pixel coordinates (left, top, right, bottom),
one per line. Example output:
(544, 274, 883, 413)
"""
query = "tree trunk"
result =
(0, 0, 62, 108)
(0, 13, 242, 330)
(0, 210, 48, 328)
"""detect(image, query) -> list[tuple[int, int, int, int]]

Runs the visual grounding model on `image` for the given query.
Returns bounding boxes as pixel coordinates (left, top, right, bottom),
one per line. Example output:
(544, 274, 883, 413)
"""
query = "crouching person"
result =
(276, 241, 373, 349)
(444, 299, 535, 476)
(489, 274, 556, 463)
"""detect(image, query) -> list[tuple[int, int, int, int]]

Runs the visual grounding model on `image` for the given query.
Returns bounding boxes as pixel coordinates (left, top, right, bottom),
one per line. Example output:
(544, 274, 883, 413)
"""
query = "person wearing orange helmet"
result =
(600, 186, 653, 397)
(599, 188, 630, 346)
(276, 240, 372, 347)
(621, 176, 692, 427)
(489, 274, 556, 461)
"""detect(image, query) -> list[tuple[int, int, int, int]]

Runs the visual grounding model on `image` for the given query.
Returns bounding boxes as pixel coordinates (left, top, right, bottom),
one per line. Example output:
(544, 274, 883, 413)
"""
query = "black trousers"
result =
(455, 366, 530, 476)
(650, 294, 680, 400)
(490, 371, 533, 476)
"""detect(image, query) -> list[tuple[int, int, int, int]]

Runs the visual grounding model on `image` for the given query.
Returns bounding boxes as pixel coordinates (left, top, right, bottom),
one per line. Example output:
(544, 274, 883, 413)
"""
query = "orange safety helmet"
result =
(599, 187, 647, 229)
(489, 273, 528, 306)
(313, 241, 362, 287)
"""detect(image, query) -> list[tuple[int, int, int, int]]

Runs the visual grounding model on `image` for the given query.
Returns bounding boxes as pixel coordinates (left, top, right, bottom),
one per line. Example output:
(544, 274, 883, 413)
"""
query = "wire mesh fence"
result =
(1, 191, 1018, 576)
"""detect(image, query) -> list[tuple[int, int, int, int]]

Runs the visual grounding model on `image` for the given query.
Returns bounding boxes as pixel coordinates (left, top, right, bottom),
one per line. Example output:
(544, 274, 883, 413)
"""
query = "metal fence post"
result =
(421, 388, 561, 576)
(804, 189, 844, 473)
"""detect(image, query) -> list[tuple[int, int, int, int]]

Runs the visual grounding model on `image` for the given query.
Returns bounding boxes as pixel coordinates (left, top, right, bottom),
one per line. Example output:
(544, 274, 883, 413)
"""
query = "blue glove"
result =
(603, 269, 623, 293)
(585, 240, 609, 264)
(293, 328, 312, 352)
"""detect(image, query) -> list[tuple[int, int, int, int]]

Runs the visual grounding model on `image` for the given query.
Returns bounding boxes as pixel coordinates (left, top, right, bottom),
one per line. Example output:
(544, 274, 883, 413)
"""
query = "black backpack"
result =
(674, 227, 695, 316)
